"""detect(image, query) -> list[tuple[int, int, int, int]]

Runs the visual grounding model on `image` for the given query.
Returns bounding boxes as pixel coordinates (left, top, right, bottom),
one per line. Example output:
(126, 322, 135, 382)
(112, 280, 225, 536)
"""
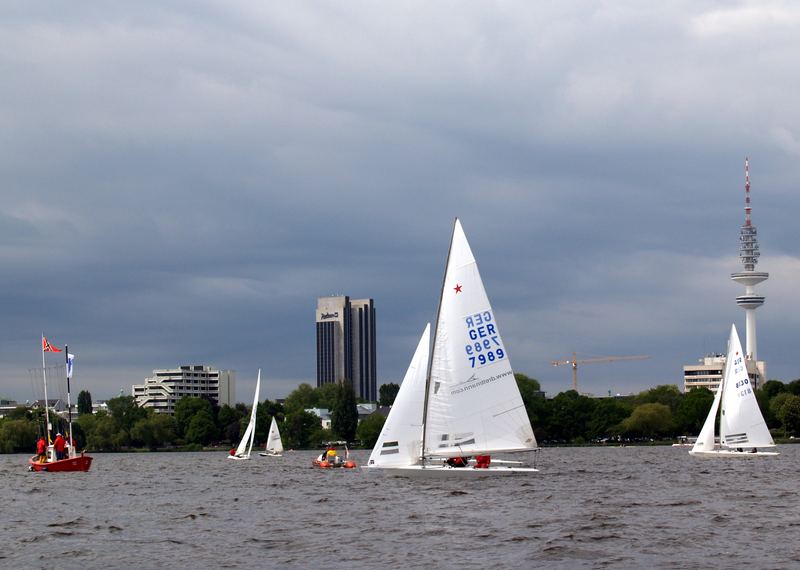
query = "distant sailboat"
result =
(259, 416, 284, 457)
(366, 218, 539, 475)
(689, 325, 778, 458)
(228, 370, 260, 460)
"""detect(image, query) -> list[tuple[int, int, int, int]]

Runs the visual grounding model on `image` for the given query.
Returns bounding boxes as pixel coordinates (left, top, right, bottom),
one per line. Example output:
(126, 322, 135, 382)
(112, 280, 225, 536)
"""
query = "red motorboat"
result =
(29, 450, 93, 472)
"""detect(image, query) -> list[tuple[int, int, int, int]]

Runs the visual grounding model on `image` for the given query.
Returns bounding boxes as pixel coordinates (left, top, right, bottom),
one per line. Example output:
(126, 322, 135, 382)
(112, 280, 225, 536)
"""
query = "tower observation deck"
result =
(730, 158, 767, 362)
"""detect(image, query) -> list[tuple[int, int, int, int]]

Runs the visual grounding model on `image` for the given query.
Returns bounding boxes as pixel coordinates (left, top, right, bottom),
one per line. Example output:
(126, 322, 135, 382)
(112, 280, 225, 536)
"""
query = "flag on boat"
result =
(42, 336, 62, 352)
(66, 353, 75, 378)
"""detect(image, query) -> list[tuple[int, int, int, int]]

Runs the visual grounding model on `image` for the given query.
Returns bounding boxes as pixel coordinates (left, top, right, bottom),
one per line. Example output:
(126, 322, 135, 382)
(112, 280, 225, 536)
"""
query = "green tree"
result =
(283, 383, 319, 413)
(283, 409, 323, 448)
(217, 404, 244, 443)
(174, 397, 214, 438)
(674, 388, 714, 435)
(356, 412, 386, 448)
(80, 412, 117, 451)
(77, 390, 93, 415)
(514, 373, 541, 391)
(316, 383, 342, 410)
(788, 379, 800, 396)
(6, 406, 33, 421)
(0, 419, 38, 453)
(131, 414, 177, 450)
(587, 398, 633, 439)
(547, 390, 596, 442)
(331, 382, 359, 442)
(635, 385, 683, 414)
(773, 393, 800, 436)
(107, 395, 148, 444)
(761, 380, 787, 399)
(620, 403, 673, 438)
(379, 383, 400, 406)
(185, 410, 217, 445)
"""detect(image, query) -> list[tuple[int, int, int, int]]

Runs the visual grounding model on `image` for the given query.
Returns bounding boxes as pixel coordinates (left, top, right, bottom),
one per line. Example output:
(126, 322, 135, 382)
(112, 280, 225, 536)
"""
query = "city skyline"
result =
(2, 3, 800, 404)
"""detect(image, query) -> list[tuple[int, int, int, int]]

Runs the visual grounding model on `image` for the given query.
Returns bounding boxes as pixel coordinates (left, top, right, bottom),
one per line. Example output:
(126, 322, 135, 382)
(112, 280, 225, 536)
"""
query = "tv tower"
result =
(730, 158, 767, 362)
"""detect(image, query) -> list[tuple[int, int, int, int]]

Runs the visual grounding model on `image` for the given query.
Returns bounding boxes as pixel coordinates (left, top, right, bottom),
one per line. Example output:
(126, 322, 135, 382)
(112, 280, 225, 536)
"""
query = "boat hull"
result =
(259, 452, 282, 457)
(689, 449, 779, 458)
(312, 459, 357, 469)
(226, 454, 250, 460)
(363, 465, 539, 477)
(29, 454, 93, 472)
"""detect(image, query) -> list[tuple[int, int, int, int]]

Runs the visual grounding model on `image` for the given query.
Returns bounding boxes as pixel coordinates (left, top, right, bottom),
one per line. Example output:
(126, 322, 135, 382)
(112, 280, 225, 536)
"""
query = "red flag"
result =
(42, 337, 62, 353)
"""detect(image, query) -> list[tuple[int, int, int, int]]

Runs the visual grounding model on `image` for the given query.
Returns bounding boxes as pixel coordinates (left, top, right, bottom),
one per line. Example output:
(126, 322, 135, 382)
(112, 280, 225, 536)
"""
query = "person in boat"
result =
(446, 456, 469, 468)
(229, 448, 236, 456)
(326, 446, 338, 465)
(474, 455, 491, 469)
(36, 436, 47, 462)
(54, 433, 66, 460)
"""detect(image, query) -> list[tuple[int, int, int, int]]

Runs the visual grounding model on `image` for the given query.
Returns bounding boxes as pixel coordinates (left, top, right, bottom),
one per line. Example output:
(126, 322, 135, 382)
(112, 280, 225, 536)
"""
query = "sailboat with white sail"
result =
(259, 416, 284, 457)
(366, 218, 539, 475)
(689, 324, 778, 458)
(228, 370, 260, 460)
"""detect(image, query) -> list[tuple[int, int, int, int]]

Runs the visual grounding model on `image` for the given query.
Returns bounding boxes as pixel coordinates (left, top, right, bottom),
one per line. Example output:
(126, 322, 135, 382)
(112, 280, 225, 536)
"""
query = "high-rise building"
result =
(316, 296, 377, 402)
(132, 365, 235, 414)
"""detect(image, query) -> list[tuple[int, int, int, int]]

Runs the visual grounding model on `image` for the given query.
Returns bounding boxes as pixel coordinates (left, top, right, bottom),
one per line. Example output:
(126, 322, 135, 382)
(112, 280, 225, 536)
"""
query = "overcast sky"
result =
(2, 1, 800, 404)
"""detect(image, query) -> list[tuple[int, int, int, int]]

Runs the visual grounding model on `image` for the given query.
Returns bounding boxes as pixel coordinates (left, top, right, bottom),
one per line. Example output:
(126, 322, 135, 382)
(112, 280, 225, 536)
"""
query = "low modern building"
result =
(132, 365, 235, 414)
(683, 354, 764, 393)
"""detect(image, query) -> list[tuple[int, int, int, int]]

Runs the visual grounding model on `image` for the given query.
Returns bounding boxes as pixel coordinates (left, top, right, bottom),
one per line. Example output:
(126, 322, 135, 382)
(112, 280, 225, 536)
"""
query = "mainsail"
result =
(232, 370, 260, 459)
(423, 219, 537, 458)
(265, 416, 284, 454)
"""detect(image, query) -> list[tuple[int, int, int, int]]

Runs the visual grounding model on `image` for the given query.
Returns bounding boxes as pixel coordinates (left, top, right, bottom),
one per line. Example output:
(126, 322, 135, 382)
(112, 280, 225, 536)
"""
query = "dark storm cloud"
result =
(2, 1, 800, 402)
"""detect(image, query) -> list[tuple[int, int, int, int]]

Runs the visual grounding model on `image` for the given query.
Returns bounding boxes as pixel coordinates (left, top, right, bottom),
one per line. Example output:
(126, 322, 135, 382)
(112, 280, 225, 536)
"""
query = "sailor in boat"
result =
(446, 456, 470, 468)
(326, 446, 339, 465)
(54, 433, 66, 460)
(474, 455, 491, 469)
(36, 436, 47, 463)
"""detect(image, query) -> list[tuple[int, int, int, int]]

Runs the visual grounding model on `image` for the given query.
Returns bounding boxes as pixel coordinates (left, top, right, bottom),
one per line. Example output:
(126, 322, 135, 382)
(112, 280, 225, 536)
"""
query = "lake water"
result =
(3, 445, 799, 569)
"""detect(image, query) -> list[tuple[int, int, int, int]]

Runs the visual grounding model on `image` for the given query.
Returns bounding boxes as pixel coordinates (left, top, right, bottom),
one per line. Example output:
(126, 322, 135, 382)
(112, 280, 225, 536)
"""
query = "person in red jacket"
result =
(54, 433, 66, 460)
(36, 436, 47, 462)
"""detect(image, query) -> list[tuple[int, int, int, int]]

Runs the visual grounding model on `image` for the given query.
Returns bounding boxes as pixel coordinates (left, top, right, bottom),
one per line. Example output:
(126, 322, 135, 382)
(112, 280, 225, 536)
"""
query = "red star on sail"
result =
(454, 283, 462, 294)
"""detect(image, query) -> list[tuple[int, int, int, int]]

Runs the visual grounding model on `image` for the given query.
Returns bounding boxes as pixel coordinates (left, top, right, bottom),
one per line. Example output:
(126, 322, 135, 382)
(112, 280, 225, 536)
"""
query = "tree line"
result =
(2, 375, 799, 454)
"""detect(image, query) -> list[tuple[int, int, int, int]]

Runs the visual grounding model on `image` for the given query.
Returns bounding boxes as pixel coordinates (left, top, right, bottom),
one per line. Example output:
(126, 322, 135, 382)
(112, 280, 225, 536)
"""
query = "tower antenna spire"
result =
(731, 157, 768, 371)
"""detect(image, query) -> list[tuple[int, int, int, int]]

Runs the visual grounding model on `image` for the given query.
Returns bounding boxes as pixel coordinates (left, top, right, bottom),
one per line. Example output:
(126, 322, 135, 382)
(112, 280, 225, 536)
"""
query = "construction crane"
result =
(551, 352, 651, 392)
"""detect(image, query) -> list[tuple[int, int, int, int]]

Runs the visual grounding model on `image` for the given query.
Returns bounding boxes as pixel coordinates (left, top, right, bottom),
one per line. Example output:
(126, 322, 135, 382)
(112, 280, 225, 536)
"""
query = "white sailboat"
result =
(689, 325, 778, 458)
(366, 218, 539, 475)
(259, 416, 284, 457)
(228, 369, 260, 460)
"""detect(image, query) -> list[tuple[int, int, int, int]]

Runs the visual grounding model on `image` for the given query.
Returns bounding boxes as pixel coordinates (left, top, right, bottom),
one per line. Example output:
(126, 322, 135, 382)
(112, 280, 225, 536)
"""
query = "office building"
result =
(316, 296, 377, 402)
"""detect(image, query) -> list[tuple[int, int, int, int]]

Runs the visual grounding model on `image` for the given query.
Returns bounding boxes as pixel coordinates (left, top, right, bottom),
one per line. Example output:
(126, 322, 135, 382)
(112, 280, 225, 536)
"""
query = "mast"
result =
(40, 333, 52, 443)
(421, 217, 458, 467)
(66, 345, 74, 455)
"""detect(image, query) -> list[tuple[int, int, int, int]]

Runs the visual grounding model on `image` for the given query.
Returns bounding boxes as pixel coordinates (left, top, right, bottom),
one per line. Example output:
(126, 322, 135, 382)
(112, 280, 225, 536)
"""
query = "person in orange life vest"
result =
(36, 436, 47, 462)
(54, 433, 67, 460)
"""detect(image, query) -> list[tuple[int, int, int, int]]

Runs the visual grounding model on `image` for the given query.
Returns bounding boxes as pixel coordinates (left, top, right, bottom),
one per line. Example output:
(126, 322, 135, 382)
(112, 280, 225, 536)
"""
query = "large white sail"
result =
(232, 370, 260, 459)
(720, 325, 774, 448)
(265, 416, 284, 454)
(424, 219, 537, 458)
(367, 324, 430, 468)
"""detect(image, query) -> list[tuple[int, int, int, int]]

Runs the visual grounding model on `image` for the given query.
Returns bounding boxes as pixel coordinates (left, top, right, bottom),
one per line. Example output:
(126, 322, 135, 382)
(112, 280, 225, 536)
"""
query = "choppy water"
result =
(3, 446, 799, 569)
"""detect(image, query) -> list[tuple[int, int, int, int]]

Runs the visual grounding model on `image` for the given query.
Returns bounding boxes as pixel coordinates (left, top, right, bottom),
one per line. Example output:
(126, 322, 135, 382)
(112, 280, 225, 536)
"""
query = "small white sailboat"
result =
(259, 416, 284, 457)
(366, 218, 539, 475)
(689, 325, 778, 458)
(228, 369, 260, 460)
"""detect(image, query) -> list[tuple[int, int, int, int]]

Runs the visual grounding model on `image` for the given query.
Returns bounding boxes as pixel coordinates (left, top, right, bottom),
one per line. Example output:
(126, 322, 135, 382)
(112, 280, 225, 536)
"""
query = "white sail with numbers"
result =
(229, 370, 260, 460)
(423, 218, 537, 458)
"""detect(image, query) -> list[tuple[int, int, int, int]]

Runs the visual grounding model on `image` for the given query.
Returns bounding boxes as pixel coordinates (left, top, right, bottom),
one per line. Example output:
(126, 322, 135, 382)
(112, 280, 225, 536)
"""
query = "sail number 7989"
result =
(464, 310, 506, 368)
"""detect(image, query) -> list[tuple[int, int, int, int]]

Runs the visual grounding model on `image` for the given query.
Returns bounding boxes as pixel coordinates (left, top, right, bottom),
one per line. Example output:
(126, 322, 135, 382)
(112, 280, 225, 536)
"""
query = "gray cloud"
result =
(2, 2, 800, 402)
